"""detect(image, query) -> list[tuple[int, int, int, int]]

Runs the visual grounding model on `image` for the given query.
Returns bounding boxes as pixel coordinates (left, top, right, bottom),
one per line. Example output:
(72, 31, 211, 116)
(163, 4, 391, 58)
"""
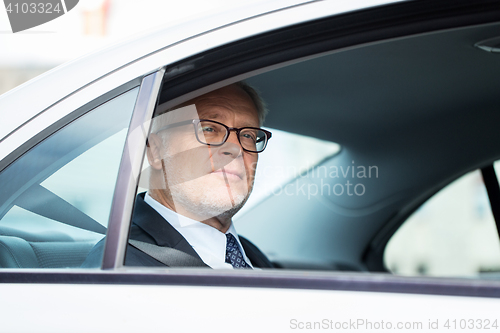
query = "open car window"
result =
(0, 87, 138, 269)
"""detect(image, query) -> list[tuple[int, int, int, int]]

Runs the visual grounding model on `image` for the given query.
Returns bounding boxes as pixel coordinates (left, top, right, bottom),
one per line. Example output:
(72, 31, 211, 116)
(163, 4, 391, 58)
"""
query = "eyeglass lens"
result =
(196, 121, 267, 152)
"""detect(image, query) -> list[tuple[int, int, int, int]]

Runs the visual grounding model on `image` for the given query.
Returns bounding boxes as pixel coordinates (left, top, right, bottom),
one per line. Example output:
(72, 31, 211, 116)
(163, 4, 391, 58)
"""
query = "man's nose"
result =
(220, 131, 242, 157)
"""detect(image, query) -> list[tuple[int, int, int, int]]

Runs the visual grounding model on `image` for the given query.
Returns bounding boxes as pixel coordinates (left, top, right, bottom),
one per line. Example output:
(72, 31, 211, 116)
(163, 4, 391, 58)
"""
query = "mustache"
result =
(140, 143, 251, 189)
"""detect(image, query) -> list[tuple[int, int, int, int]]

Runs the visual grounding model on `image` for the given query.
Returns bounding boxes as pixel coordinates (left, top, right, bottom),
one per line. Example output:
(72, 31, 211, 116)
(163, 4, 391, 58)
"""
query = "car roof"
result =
(0, 0, 400, 143)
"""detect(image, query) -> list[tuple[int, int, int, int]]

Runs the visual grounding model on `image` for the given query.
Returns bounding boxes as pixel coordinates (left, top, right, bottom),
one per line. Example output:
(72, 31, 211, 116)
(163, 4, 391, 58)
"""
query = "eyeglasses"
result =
(155, 119, 272, 153)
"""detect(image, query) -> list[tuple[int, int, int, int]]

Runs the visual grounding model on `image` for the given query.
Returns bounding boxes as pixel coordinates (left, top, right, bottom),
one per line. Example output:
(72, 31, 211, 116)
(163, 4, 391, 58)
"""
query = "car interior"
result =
(160, 21, 500, 273)
(232, 22, 500, 272)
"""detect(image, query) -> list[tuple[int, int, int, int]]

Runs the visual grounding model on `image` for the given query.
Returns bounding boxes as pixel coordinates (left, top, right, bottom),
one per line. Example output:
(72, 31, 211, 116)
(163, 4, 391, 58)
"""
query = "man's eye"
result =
(202, 126, 216, 132)
(241, 133, 257, 142)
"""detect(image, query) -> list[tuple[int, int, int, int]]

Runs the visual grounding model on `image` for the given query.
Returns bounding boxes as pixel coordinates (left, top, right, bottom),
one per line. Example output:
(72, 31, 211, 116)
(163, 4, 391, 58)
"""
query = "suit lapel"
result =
(132, 193, 204, 261)
(132, 193, 273, 269)
(240, 236, 274, 268)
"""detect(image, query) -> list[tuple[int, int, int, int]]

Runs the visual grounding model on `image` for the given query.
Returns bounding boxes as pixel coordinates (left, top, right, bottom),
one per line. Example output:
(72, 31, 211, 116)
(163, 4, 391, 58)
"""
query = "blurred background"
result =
(0, 0, 264, 94)
(385, 166, 500, 277)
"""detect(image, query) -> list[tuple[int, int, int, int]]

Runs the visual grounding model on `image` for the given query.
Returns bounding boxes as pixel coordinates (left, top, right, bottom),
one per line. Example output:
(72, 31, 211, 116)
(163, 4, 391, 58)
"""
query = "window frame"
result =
(101, 70, 165, 269)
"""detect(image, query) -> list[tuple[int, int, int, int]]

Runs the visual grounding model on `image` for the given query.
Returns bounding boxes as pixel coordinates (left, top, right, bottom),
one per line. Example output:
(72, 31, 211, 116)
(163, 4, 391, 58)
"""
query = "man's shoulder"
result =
(80, 230, 168, 268)
(82, 193, 274, 269)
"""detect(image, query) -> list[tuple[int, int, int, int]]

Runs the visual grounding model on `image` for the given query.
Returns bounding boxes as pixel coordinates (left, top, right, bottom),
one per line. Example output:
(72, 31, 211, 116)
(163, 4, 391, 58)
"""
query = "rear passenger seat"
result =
(0, 227, 99, 268)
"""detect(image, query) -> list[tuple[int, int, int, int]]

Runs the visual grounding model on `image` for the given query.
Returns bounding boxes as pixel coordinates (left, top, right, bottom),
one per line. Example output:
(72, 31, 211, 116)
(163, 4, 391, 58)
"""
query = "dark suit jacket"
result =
(82, 193, 273, 268)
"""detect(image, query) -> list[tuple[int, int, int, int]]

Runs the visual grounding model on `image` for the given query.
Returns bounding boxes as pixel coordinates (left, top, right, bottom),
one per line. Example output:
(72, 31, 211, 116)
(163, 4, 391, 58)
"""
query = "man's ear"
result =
(146, 133, 163, 170)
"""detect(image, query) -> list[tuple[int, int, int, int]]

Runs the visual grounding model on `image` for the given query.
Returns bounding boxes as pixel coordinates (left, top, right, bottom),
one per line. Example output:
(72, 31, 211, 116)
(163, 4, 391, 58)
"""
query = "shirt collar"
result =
(144, 192, 199, 228)
(144, 192, 252, 269)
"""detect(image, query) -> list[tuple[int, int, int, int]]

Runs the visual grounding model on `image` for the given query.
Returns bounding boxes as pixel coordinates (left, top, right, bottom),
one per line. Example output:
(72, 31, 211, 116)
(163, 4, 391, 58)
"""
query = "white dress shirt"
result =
(144, 192, 253, 269)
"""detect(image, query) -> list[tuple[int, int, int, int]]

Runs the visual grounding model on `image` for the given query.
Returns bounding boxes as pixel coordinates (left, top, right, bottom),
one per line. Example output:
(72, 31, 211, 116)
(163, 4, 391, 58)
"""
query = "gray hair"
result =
(234, 81, 268, 126)
(152, 81, 268, 135)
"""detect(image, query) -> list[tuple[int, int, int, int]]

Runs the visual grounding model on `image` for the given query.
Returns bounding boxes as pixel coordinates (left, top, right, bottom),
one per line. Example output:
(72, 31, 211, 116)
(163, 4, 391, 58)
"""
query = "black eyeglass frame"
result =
(154, 119, 272, 153)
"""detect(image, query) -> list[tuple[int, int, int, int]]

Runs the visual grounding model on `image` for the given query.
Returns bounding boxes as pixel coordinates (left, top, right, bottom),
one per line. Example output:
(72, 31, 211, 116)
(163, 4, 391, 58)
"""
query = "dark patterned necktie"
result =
(225, 233, 251, 269)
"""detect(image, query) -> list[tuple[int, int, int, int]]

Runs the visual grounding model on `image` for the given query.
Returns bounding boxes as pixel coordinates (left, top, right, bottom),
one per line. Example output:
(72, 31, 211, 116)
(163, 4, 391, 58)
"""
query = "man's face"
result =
(151, 85, 259, 221)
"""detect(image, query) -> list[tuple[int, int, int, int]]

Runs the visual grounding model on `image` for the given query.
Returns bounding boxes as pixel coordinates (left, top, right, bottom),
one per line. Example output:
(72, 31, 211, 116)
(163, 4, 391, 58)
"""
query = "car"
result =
(1, 0, 500, 331)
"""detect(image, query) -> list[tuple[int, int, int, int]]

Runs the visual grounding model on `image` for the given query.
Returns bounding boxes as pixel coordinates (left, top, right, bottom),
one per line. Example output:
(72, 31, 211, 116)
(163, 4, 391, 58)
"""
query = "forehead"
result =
(190, 86, 259, 126)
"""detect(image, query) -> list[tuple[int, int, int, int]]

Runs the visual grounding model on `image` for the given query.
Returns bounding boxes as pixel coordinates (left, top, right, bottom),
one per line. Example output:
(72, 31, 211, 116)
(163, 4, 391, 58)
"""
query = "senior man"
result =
(83, 82, 273, 269)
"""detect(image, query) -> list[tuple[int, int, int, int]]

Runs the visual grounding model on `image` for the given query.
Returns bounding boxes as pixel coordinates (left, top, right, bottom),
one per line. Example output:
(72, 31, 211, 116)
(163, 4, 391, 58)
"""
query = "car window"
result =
(124, 92, 341, 268)
(0, 87, 138, 269)
(385, 165, 500, 277)
(119, 15, 500, 273)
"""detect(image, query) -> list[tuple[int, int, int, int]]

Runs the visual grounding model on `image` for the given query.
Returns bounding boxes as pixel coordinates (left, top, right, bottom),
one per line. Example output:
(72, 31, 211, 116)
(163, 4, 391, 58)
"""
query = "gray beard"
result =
(160, 156, 250, 220)
(170, 182, 248, 220)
